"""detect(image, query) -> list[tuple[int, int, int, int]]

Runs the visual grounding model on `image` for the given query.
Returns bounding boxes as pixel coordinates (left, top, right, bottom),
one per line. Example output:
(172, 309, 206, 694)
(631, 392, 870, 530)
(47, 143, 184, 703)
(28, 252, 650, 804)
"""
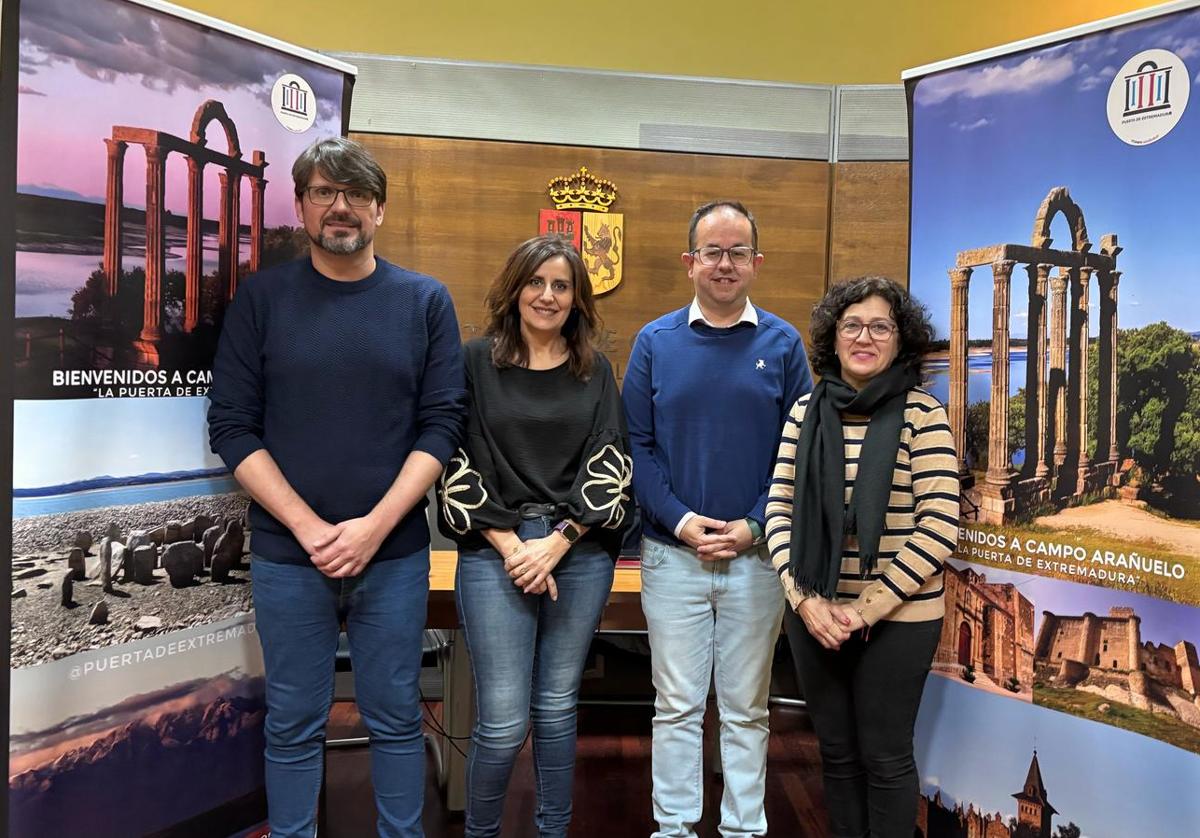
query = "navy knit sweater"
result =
(621, 305, 813, 545)
(207, 257, 466, 564)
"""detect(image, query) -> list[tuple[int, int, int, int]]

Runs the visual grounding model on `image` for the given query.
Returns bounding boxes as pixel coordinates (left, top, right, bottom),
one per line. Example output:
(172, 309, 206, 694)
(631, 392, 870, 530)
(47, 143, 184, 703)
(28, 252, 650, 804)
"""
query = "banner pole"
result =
(0, 0, 21, 831)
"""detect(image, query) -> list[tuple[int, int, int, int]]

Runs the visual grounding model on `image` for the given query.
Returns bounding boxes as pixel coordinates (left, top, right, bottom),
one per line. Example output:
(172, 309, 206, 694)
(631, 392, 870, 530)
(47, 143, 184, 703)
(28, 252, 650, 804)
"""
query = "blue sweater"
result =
(622, 305, 813, 545)
(207, 257, 466, 564)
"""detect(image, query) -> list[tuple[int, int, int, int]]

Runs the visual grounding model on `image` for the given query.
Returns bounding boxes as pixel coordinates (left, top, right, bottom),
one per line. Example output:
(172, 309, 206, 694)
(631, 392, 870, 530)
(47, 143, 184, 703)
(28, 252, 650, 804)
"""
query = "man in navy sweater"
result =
(623, 201, 813, 838)
(208, 137, 465, 838)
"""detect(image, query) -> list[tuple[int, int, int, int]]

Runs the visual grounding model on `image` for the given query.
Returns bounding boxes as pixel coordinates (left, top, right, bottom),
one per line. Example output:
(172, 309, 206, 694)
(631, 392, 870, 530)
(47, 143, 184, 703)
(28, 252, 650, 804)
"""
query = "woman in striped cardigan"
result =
(765, 277, 960, 838)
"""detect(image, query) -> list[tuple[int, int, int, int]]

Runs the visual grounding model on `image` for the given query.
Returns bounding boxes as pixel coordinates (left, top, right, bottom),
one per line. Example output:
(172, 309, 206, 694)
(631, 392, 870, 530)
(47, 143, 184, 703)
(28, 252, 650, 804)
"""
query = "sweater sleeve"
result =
(412, 285, 467, 466)
(746, 334, 814, 526)
(765, 397, 809, 612)
(207, 282, 266, 472)
(565, 358, 634, 530)
(622, 329, 692, 535)
(853, 400, 961, 625)
(437, 353, 521, 536)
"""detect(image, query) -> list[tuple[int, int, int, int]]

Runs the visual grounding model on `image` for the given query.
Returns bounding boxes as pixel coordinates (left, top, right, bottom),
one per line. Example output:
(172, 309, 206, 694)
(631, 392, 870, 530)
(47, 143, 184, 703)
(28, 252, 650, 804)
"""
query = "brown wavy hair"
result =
(809, 276, 934, 376)
(484, 235, 600, 380)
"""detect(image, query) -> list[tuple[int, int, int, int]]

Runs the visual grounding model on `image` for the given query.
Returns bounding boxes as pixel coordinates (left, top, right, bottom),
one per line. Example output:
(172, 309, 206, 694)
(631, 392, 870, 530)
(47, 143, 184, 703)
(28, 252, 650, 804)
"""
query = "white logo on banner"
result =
(271, 73, 317, 133)
(1107, 49, 1190, 146)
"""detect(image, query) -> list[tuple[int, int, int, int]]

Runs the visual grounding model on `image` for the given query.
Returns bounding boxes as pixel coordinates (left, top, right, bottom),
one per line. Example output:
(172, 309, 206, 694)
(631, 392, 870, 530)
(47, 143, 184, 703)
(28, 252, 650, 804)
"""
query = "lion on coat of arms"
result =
(583, 222, 622, 282)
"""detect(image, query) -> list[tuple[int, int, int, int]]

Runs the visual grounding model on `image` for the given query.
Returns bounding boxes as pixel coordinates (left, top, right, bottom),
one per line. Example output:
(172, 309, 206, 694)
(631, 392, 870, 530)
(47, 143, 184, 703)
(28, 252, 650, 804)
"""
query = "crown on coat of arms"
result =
(547, 167, 617, 212)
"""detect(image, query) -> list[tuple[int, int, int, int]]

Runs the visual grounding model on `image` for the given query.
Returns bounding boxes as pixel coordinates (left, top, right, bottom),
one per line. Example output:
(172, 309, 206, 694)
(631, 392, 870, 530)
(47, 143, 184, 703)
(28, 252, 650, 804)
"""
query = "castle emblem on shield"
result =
(538, 167, 624, 295)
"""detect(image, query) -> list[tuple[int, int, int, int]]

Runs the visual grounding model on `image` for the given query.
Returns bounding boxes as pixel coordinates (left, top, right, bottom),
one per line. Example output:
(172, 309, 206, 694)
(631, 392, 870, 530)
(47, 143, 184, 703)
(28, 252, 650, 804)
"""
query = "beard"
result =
(310, 215, 372, 255)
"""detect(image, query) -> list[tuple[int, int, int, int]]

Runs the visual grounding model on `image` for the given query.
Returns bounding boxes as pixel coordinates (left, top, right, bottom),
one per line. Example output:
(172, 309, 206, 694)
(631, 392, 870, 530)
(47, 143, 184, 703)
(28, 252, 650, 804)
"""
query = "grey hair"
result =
(291, 136, 387, 204)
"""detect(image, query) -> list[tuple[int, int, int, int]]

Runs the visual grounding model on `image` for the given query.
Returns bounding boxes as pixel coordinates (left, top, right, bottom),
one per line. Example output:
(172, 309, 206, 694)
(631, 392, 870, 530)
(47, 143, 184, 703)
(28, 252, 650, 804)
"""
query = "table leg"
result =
(440, 629, 475, 812)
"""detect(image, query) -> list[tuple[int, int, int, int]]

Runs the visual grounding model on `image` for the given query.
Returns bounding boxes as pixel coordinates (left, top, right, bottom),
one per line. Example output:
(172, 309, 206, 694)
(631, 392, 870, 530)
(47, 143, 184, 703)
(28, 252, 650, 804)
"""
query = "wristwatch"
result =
(745, 518, 766, 546)
(553, 520, 582, 545)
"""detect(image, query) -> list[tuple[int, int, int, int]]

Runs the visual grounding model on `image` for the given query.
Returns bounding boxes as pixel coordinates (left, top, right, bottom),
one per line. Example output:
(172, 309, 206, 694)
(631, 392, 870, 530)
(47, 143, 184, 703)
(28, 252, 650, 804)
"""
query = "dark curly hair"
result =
(809, 276, 933, 377)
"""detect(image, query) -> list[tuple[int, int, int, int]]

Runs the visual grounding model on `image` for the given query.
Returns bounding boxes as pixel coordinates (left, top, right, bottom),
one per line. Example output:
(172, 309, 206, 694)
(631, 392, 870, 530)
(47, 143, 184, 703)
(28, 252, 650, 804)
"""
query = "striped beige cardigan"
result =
(764, 388, 960, 625)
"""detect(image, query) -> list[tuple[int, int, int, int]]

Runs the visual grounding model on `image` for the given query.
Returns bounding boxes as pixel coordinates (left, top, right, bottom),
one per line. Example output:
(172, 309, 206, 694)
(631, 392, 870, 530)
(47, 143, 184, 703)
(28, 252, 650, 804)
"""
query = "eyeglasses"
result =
(689, 246, 757, 267)
(303, 185, 375, 208)
(838, 320, 897, 340)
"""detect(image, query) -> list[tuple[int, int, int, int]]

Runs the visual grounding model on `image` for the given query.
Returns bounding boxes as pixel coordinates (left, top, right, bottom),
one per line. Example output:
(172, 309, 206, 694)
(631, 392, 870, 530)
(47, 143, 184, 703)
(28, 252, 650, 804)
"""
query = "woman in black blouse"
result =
(438, 234, 633, 838)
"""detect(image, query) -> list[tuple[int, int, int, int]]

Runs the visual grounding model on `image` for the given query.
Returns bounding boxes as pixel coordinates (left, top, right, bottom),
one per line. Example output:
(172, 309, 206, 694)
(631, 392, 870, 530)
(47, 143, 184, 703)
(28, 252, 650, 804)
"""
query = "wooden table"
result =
(427, 550, 646, 811)
(427, 550, 645, 629)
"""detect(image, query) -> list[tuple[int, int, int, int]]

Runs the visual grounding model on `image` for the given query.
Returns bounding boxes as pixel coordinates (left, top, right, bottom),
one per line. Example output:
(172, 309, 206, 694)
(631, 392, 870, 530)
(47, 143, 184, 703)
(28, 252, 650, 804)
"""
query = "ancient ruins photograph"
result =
(11, 396, 253, 668)
(1031, 579, 1200, 755)
(909, 9, 1200, 605)
(13, 0, 344, 398)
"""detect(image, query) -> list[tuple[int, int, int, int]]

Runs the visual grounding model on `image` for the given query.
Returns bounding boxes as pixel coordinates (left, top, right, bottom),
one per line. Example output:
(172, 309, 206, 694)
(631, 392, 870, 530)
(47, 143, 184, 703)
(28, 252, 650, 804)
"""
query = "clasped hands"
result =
(798, 596, 867, 650)
(502, 535, 567, 601)
(678, 515, 754, 560)
(295, 515, 387, 579)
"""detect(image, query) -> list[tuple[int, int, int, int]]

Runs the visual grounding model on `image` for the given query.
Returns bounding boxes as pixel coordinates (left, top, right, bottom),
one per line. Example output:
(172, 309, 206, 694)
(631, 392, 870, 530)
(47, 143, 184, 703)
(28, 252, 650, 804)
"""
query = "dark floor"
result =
(321, 701, 827, 837)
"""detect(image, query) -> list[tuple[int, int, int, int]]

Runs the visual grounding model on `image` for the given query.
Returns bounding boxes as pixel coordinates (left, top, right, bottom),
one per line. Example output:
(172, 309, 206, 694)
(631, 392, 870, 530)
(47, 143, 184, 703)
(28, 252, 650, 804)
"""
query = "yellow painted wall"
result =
(174, 0, 1165, 84)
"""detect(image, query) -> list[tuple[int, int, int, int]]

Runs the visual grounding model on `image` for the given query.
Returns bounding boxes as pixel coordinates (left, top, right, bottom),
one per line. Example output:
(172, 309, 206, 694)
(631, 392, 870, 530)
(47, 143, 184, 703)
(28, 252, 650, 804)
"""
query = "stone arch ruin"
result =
(948, 187, 1124, 524)
(102, 99, 268, 365)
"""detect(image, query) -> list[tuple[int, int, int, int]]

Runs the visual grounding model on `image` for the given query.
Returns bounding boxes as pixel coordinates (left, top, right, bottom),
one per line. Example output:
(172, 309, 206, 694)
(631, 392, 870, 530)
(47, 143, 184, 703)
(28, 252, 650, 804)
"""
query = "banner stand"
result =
(2, 0, 20, 827)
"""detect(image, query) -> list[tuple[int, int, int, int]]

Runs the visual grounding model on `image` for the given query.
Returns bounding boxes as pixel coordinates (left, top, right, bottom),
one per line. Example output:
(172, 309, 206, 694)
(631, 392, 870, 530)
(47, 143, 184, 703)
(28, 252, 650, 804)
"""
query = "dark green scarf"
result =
(788, 364, 919, 598)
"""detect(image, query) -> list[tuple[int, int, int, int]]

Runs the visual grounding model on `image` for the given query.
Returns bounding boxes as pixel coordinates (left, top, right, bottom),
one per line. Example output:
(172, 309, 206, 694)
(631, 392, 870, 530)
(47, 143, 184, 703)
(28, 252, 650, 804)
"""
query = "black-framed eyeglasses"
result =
(689, 245, 757, 267)
(303, 185, 375, 208)
(838, 319, 897, 340)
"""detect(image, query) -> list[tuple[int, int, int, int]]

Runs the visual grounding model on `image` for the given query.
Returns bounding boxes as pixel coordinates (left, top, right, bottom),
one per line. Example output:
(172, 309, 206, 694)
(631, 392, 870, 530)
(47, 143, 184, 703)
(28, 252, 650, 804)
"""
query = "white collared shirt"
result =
(687, 297, 758, 328)
(675, 297, 758, 538)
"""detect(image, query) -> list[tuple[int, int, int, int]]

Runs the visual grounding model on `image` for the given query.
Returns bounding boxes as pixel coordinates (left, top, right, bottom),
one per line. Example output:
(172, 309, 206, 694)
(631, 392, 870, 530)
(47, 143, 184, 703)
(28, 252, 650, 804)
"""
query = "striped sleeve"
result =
(853, 394, 960, 625)
(765, 396, 809, 612)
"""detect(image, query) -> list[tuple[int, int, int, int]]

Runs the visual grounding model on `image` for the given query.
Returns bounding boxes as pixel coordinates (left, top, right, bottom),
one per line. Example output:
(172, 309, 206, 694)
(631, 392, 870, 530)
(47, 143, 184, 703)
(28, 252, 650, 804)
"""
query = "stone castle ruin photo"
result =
(1035, 605, 1200, 740)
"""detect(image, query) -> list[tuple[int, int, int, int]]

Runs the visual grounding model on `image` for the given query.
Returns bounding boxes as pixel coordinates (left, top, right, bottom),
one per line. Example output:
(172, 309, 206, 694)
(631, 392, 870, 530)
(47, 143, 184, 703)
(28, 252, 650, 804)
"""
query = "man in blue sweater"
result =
(623, 201, 813, 838)
(208, 137, 465, 838)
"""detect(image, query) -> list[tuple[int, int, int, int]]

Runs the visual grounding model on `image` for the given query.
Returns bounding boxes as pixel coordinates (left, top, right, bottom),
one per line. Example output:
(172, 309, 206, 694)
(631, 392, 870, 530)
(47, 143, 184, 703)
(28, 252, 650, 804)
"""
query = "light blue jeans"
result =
(251, 552, 429, 838)
(456, 516, 615, 838)
(640, 536, 785, 838)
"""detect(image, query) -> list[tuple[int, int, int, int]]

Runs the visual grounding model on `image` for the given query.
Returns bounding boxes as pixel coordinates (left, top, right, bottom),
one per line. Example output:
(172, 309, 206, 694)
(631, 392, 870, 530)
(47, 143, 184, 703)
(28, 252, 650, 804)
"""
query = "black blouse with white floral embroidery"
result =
(437, 337, 634, 558)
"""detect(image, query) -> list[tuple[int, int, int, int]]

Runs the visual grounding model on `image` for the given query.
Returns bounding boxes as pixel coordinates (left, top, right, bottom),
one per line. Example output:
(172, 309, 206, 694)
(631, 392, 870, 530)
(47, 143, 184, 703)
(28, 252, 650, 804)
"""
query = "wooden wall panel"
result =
(828, 162, 910, 288)
(353, 133, 830, 382)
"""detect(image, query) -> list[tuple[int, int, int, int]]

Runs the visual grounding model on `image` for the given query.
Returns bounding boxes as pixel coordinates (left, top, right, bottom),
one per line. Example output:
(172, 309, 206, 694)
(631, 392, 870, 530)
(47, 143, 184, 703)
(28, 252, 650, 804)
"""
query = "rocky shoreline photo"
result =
(11, 491, 255, 669)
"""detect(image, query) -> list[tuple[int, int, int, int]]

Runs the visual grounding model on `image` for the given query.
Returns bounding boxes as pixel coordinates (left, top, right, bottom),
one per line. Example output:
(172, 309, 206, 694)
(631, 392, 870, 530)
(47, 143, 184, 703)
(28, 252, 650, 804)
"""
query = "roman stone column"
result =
(987, 260, 1015, 486)
(1074, 267, 1093, 480)
(1100, 270, 1121, 466)
(184, 156, 204, 333)
(1048, 269, 1070, 471)
(250, 175, 267, 272)
(139, 145, 167, 347)
(218, 170, 232, 300)
(226, 171, 243, 300)
(949, 267, 972, 475)
(1024, 264, 1050, 477)
(102, 139, 128, 297)
(249, 151, 268, 272)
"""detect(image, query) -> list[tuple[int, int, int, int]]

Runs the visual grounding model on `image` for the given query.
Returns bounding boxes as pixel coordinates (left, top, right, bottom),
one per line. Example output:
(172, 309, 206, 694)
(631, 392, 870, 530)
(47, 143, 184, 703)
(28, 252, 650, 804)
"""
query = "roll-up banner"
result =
(4, 1, 355, 834)
(905, 2, 1200, 835)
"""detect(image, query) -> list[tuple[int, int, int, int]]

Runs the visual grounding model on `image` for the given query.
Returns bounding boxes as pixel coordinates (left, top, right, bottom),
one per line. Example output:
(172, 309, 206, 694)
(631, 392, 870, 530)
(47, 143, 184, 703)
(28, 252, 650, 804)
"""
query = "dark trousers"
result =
(785, 611, 942, 838)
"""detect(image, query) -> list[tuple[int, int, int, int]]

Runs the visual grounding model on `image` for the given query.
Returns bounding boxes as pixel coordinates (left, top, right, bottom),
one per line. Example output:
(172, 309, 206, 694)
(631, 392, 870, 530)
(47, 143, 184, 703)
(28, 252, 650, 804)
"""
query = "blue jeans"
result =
(251, 551, 430, 838)
(455, 516, 615, 838)
(640, 537, 785, 838)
